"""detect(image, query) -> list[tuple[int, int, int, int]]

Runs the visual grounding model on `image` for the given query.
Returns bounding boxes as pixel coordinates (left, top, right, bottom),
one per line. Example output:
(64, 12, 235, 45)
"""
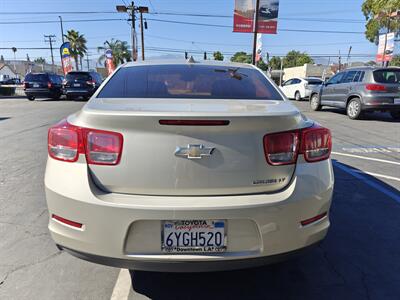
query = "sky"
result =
(0, 0, 378, 66)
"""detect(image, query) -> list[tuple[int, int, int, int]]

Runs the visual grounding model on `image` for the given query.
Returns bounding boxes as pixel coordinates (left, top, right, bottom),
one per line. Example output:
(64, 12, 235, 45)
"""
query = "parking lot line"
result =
(353, 170, 400, 182)
(333, 161, 400, 204)
(110, 269, 131, 300)
(332, 152, 400, 166)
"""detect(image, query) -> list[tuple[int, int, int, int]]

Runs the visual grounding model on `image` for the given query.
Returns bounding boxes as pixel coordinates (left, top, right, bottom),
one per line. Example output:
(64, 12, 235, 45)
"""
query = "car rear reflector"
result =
(86, 130, 123, 165)
(159, 120, 230, 126)
(365, 84, 386, 91)
(300, 212, 327, 226)
(300, 126, 332, 162)
(48, 119, 123, 165)
(263, 132, 299, 165)
(52, 214, 83, 228)
(263, 124, 332, 165)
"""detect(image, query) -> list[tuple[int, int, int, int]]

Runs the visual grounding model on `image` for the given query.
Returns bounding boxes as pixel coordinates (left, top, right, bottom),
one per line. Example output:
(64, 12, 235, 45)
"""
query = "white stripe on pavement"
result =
(110, 269, 131, 300)
(353, 170, 400, 182)
(332, 151, 400, 166)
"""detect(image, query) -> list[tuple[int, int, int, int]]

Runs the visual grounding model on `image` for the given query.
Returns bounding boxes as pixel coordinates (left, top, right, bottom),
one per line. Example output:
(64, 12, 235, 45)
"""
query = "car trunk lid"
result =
(69, 98, 310, 196)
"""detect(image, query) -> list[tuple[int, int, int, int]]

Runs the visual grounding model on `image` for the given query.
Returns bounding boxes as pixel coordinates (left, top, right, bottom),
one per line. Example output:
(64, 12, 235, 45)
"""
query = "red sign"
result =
(257, 0, 279, 34)
(233, 0, 279, 34)
(233, 0, 254, 33)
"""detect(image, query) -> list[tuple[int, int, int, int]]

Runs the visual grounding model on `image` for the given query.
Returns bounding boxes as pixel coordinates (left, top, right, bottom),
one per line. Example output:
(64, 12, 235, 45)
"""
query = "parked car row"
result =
(23, 71, 103, 101)
(280, 67, 400, 120)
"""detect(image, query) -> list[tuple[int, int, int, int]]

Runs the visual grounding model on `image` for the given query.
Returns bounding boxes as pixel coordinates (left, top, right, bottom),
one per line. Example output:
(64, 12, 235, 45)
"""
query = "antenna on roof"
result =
(187, 56, 196, 63)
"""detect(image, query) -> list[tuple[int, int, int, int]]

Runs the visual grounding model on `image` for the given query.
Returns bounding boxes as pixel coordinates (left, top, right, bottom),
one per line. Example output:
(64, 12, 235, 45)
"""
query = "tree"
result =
(389, 55, 400, 66)
(283, 50, 314, 68)
(362, 0, 400, 43)
(213, 51, 224, 61)
(269, 56, 282, 70)
(64, 30, 87, 71)
(230, 51, 252, 64)
(256, 58, 268, 71)
(365, 60, 377, 66)
(34, 57, 46, 64)
(98, 39, 132, 67)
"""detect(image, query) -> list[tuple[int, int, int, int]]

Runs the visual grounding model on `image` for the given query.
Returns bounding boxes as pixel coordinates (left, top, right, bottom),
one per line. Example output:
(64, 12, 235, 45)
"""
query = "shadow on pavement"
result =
(130, 162, 400, 300)
(0, 117, 10, 121)
(319, 108, 399, 123)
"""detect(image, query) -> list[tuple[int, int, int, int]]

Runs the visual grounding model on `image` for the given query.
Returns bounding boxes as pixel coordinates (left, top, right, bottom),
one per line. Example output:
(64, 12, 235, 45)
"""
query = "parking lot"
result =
(0, 97, 399, 300)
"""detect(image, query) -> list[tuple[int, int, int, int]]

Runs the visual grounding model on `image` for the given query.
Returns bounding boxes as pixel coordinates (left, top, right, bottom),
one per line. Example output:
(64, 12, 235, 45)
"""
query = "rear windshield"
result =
(24, 74, 48, 82)
(373, 70, 400, 84)
(97, 65, 283, 100)
(305, 79, 323, 85)
(66, 72, 91, 81)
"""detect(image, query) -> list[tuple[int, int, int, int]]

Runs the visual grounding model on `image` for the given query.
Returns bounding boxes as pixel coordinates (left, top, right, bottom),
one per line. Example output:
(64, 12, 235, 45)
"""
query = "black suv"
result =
(24, 73, 63, 101)
(63, 71, 103, 100)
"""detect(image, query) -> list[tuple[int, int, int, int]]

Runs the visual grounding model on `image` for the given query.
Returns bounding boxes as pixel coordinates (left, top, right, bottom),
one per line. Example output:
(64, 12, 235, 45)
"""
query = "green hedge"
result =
(0, 86, 16, 96)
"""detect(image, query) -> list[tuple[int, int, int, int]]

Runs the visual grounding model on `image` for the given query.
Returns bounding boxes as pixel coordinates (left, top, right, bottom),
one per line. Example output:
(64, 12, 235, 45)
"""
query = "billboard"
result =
(233, 0, 279, 34)
(105, 49, 116, 75)
(376, 32, 395, 62)
(60, 42, 73, 75)
(233, 0, 255, 33)
(257, 0, 279, 34)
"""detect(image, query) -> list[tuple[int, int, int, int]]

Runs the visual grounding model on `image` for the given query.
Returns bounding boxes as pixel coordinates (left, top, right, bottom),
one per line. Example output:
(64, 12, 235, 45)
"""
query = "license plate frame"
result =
(394, 98, 400, 104)
(73, 83, 81, 87)
(33, 83, 39, 88)
(161, 220, 227, 253)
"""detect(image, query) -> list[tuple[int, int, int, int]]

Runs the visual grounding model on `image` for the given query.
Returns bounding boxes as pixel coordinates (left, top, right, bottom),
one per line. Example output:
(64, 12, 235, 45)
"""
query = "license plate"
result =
(162, 220, 226, 253)
(394, 98, 400, 104)
(73, 83, 81, 87)
(33, 84, 39, 88)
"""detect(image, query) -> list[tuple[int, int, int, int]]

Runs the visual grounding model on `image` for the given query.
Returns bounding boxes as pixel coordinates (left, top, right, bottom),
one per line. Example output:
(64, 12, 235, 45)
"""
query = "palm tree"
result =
(64, 30, 87, 71)
(98, 39, 132, 67)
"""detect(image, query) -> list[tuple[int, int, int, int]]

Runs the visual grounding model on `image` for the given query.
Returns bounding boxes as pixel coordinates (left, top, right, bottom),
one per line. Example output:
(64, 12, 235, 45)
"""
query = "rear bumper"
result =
(45, 156, 334, 272)
(64, 88, 94, 97)
(25, 89, 60, 97)
(361, 103, 400, 111)
(362, 95, 400, 111)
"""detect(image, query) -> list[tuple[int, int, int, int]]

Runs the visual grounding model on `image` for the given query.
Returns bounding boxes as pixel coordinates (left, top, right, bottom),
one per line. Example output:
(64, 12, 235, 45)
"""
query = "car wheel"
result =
(294, 91, 301, 101)
(66, 95, 74, 101)
(347, 98, 363, 120)
(52, 94, 61, 100)
(390, 111, 400, 120)
(310, 94, 321, 111)
(27, 96, 35, 101)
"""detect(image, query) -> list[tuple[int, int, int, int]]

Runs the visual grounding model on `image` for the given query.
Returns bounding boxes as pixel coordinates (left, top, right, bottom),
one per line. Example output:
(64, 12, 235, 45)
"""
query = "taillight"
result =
(86, 130, 123, 165)
(264, 124, 331, 165)
(47, 81, 53, 89)
(365, 84, 386, 91)
(263, 131, 299, 165)
(48, 119, 123, 165)
(300, 126, 332, 162)
(86, 80, 96, 86)
(23, 82, 27, 89)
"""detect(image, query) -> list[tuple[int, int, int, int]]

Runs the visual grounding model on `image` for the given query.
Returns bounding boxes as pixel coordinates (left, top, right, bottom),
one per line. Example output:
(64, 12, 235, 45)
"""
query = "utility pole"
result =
(59, 16, 65, 43)
(338, 50, 342, 71)
(252, 0, 261, 65)
(116, 3, 148, 62)
(44, 35, 56, 73)
(346, 46, 352, 67)
(86, 53, 90, 71)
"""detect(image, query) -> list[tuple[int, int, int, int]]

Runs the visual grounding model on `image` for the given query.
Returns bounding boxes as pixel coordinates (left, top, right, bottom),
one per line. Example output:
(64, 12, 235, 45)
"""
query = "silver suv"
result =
(309, 67, 400, 120)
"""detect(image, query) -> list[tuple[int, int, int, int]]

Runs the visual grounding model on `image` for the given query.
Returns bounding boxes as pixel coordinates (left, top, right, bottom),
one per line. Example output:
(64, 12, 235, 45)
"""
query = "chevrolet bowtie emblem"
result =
(174, 144, 215, 159)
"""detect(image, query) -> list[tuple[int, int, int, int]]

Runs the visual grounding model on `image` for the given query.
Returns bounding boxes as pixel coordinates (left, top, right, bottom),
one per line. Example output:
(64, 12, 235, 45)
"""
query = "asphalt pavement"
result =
(0, 97, 399, 300)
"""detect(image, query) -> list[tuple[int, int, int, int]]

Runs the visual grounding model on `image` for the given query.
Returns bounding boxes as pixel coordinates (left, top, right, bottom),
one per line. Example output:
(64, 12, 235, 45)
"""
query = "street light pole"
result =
(252, 0, 261, 65)
(130, 2, 137, 61)
(59, 16, 65, 43)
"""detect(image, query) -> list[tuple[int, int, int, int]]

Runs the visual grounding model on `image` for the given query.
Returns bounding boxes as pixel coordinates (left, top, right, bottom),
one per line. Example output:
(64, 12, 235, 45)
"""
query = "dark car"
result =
(309, 67, 400, 120)
(24, 73, 63, 101)
(1, 78, 21, 85)
(63, 71, 103, 100)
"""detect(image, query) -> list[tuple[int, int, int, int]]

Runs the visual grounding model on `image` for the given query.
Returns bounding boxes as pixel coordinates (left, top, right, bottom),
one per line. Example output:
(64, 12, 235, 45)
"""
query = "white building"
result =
(0, 63, 18, 81)
(283, 64, 334, 81)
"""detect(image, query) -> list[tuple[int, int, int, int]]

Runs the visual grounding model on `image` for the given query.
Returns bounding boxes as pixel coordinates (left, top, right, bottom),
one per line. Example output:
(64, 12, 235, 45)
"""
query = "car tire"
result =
(294, 91, 301, 101)
(390, 111, 400, 120)
(310, 94, 321, 111)
(346, 98, 363, 120)
(66, 95, 74, 101)
(27, 96, 35, 101)
(52, 94, 61, 100)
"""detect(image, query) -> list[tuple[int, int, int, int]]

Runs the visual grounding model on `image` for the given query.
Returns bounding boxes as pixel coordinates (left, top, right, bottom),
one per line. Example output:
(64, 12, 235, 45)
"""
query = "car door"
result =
(280, 79, 293, 98)
(290, 78, 302, 98)
(320, 72, 345, 105)
(333, 70, 358, 108)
